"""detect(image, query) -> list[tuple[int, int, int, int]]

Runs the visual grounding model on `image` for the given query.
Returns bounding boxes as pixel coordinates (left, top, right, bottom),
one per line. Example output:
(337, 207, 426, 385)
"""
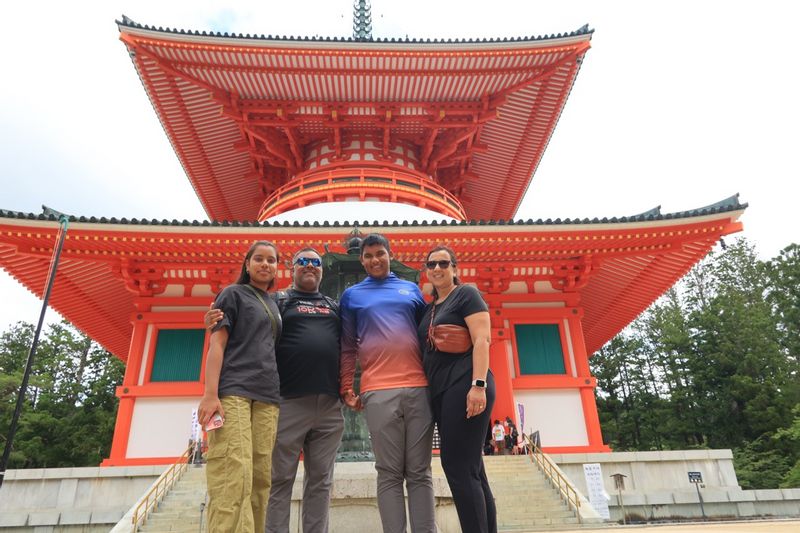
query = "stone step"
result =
(162, 487, 206, 501)
(154, 500, 206, 509)
(495, 501, 570, 512)
(144, 513, 201, 522)
(141, 521, 203, 529)
(142, 501, 205, 515)
(499, 516, 580, 527)
(166, 486, 206, 493)
(489, 475, 549, 482)
(490, 488, 562, 499)
(495, 508, 575, 519)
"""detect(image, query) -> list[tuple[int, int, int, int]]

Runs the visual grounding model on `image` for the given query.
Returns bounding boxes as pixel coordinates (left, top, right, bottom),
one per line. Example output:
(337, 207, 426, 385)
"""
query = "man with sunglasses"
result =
(339, 233, 435, 533)
(206, 248, 343, 533)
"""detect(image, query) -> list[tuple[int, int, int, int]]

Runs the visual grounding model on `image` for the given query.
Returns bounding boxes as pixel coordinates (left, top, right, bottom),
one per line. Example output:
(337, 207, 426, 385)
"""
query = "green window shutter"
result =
(515, 324, 566, 375)
(151, 329, 205, 382)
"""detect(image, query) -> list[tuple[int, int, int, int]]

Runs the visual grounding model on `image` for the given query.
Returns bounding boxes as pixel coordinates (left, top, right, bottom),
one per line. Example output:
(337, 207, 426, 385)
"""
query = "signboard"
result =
(190, 409, 201, 442)
(688, 471, 703, 484)
(517, 403, 525, 433)
(583, 463, 610, 520)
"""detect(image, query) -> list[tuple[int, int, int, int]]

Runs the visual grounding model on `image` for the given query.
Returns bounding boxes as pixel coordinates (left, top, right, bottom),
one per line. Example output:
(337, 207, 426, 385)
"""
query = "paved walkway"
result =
(536, 519, 800, 533)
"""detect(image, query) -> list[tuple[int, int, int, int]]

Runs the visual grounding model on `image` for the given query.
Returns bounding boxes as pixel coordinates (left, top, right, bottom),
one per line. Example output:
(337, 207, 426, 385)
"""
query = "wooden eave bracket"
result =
(116, 260, 167, 297)
(550, 256, 595, 292)
(474, 265, 512, 294)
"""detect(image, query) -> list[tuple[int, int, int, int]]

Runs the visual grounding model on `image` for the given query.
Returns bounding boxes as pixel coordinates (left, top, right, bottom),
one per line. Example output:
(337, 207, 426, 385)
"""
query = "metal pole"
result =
(695, 482, 706, 519)
(0, 213, 69, 489)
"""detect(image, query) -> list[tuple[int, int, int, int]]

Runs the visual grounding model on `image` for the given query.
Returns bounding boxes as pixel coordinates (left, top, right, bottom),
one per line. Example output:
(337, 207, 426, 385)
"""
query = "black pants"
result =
(432, 372, 497, 533)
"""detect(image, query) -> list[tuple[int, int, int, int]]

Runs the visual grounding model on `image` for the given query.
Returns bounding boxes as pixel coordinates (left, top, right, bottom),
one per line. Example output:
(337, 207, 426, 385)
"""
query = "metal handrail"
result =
(131, 444, 194, 532)
(521, 433, 582, 524)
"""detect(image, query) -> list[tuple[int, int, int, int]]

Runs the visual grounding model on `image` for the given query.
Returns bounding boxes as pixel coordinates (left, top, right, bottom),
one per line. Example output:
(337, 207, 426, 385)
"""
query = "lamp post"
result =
(0, 206, 70, 489)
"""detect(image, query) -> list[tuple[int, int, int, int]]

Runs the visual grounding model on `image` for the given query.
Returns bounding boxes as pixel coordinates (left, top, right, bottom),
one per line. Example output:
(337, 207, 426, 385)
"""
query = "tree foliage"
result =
(592, 238, 800, 489)
(0, 321, 124, 468)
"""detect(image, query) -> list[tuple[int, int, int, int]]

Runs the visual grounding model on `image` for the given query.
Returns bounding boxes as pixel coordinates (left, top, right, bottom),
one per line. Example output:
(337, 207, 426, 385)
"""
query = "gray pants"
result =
(266, 394, 345, 533)
(362, 387, 435, 533)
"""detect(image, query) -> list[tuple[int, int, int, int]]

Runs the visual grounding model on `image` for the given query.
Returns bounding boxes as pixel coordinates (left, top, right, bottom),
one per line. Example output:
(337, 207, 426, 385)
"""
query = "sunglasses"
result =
(294, 257, 322, 267)
(425, 260, 454, 270)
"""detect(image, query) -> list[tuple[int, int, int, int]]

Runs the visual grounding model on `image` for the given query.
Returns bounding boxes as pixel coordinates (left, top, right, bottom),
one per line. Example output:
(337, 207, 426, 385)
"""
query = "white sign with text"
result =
(582, 463, 610, 519)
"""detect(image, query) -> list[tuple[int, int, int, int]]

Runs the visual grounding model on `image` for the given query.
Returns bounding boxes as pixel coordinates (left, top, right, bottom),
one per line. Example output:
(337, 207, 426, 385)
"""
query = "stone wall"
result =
(0, 465, 164, 531)
(551, 450, 800, 521)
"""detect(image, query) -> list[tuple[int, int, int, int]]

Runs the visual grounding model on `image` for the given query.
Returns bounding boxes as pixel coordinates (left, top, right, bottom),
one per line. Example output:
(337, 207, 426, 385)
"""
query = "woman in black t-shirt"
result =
(198, 240, 282, 533)
(417, 245, 497, 533)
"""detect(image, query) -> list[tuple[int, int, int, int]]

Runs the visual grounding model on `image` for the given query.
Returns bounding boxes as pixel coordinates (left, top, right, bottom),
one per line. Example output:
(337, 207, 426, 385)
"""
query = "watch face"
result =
(473, 379, 487, 388)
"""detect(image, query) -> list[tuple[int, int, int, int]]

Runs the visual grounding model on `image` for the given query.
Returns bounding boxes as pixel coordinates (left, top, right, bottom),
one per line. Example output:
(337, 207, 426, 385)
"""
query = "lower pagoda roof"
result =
(0, 196, 745, 360)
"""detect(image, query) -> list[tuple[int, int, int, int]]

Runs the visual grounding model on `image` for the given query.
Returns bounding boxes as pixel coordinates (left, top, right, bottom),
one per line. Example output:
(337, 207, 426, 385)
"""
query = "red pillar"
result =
(568, 314, 610, 452)
(488, 305, 515, 424)
(102, 316, 148, 465)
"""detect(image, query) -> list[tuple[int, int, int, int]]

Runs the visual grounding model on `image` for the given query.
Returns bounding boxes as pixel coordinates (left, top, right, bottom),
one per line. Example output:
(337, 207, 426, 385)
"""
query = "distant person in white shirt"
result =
(492, 420, 505, 455)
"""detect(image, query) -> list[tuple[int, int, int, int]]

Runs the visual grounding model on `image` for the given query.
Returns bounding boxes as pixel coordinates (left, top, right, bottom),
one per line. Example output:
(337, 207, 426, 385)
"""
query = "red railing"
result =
(258, 167, 466, 221)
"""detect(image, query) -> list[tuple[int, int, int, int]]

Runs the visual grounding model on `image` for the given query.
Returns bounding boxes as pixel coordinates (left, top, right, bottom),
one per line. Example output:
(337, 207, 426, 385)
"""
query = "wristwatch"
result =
(471, 379, 487, 388)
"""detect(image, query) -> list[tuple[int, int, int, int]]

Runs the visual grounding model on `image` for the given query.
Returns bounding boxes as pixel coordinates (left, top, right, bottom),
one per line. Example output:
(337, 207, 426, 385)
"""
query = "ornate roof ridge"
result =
(117, 15, 593, 45)
(0, 195, 746, 227)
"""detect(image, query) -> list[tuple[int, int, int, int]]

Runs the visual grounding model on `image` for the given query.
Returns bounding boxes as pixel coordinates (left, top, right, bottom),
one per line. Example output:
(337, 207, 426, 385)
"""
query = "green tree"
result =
(774, 404, 800, 488)
(765, 243, 800, 402)
(592, 237, 800, 488)
(0, 321, 124, 468)
(685, 239, 790, 447)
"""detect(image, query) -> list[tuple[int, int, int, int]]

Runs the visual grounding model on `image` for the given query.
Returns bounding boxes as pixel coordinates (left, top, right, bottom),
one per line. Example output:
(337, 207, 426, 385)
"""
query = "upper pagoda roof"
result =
(117, 17, 592, 222)
(0, 196, 745, 360)
(118, 15, 593, 46)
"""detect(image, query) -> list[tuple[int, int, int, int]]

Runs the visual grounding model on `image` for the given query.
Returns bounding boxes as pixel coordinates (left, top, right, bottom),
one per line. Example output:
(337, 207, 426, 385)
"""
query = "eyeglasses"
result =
(425, 260, 454, 270)
(294, 257, 322, 267)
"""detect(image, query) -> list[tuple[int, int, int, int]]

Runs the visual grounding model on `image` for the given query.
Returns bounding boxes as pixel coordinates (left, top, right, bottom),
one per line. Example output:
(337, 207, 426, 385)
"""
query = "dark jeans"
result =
(432, 372, 497, 533)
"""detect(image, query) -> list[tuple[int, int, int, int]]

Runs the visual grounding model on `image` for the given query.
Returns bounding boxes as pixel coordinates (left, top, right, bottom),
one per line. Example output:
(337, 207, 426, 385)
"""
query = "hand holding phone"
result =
(205, 412, 224, 431)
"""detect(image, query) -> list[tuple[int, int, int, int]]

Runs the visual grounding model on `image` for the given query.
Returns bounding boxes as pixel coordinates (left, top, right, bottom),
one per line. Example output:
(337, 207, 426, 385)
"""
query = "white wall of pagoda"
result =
(126, 397, 199, 458)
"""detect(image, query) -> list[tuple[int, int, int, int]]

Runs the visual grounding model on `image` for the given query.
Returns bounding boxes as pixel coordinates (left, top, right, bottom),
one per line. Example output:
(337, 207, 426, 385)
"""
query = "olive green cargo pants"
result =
(206, 396, 279, 533)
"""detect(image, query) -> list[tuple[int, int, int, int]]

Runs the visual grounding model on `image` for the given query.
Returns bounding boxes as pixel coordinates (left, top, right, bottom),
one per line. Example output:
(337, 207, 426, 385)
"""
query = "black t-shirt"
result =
(416, 284, 488, 397)
(212, 284, 282, 405)
(275, 289, 341, 399)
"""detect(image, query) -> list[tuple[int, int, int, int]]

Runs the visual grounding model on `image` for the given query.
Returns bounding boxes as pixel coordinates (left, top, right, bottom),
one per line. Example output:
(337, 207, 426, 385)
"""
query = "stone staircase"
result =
(481, 455, 582, 531)
(136, 465, 207, 533)
(133, 455, 588, 532)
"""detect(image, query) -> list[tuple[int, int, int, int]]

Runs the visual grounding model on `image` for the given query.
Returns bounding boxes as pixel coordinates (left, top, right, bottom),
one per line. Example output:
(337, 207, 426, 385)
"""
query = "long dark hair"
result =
(426, 245, 460, 300)
(235, 240, 279, 290)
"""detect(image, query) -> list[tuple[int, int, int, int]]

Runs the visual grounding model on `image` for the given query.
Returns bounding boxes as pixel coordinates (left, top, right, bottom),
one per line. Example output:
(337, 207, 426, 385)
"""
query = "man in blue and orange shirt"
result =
(340, 233, 435, 533)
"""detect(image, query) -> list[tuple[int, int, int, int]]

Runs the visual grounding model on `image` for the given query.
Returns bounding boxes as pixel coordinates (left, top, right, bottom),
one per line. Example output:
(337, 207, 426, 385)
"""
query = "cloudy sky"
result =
(1, 0, 798, 331)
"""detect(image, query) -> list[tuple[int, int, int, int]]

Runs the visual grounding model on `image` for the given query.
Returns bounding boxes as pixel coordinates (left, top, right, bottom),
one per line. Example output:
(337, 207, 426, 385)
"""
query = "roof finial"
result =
(353, 0, 373, 41)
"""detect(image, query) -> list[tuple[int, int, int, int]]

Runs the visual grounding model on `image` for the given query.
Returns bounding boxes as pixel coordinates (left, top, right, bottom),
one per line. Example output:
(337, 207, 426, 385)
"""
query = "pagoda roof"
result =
(117, 17, 592, 222)
(0, 196, 745, 360)
(118, 16, 593, 45)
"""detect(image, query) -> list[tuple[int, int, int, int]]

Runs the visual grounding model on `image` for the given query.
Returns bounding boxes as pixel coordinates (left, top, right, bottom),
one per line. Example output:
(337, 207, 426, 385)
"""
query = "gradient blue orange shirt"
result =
(339, 273, 428, 394)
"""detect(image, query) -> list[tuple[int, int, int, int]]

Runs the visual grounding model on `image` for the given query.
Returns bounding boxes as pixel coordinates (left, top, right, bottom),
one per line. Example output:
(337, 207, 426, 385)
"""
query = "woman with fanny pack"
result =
(417, 245, 497, 533)
(198, 240, 283, 533)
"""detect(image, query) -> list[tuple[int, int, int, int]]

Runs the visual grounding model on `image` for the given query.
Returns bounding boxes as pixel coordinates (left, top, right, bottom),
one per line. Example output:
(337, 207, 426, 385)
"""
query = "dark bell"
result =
(346, 236, 363, 255)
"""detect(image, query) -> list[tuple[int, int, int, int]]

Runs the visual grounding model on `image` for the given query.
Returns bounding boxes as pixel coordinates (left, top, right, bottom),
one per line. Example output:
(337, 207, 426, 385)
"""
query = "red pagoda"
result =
(0, 14, 745, 465)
